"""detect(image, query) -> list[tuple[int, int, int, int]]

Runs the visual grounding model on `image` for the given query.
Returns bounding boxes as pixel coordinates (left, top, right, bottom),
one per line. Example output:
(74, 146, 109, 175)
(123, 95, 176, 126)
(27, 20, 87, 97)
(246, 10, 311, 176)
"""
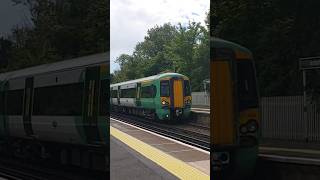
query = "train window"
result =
(111, 89, 117, 98)
(100, 79, 108, 116)
(141, 85, 156, 98)
(184, 80, 191, 96)
(7, 89, 24, 115)
(212, 47, 234, 59)
(33, 83, 83, 116)
(237, 60, 258, 109)
(120, 88, 136, 98)
(160, 81, 170, 97)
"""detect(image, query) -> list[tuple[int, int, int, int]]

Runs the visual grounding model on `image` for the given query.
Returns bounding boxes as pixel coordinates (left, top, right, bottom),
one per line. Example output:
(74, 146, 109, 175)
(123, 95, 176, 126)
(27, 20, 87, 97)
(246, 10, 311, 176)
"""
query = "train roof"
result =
(0, 52, 109, 81)
(211, 37, 252, 56)
(110, 72, 188, 87)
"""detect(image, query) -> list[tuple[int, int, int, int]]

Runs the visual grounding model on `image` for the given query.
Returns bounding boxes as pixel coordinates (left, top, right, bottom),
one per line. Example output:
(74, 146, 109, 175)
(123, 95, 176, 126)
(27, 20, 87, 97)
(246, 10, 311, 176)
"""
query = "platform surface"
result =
(260, 145, 320, 165)
(110, 136, 178, 180)
(110, 118, 210, 180)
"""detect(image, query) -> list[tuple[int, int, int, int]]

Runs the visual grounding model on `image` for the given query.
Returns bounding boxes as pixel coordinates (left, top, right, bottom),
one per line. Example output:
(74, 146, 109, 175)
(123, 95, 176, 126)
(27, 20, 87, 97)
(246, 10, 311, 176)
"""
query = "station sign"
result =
(299, 56, 320, 70)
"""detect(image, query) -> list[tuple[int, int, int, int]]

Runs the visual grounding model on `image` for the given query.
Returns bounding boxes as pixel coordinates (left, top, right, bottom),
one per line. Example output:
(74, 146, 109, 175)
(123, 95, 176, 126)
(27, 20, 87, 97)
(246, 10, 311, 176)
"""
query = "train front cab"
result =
(157, 75, 192, 121)
(211, 39, 260, 179)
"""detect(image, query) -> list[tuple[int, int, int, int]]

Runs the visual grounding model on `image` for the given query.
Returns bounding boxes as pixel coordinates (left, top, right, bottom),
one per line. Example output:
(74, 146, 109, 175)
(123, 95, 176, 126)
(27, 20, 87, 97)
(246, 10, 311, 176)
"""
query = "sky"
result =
(110, 0, 210, 73)
(0, 0, 30, 37)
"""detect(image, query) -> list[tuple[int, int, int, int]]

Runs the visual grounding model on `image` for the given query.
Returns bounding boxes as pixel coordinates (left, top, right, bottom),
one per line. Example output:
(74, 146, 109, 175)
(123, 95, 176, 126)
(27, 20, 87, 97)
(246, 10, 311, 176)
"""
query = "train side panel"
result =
(140, 80, 157, 110)
(32, 69, 87, 144)
(7, 78, 25, 138)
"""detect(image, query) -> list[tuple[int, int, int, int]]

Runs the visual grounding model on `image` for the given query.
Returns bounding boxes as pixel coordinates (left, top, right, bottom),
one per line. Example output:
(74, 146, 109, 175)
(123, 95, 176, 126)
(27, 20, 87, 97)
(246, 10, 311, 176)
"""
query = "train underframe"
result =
(111, 105, 190, 121)
(0, 137, 109, 172)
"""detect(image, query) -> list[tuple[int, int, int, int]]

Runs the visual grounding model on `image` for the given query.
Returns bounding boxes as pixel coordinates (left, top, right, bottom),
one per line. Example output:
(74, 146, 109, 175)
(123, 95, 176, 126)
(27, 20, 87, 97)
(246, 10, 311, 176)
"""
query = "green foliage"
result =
(0, 38, 12, 69)
(0, 0, 108, 72)
(212, 0, 320, 97)
(111, 21, 209, 91)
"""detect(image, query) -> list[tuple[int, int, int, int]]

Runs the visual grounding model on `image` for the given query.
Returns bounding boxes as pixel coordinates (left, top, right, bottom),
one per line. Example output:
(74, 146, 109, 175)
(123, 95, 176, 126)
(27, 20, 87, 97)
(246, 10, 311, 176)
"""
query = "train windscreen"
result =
(160, 80, 170, 97)
(184, 80, 191, 96)
(237, 60, 258, 110)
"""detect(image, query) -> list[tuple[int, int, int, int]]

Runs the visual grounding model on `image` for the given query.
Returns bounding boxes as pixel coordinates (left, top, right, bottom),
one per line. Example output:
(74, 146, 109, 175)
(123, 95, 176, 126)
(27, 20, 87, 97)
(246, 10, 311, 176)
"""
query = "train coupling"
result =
(175, 109, 183, 116)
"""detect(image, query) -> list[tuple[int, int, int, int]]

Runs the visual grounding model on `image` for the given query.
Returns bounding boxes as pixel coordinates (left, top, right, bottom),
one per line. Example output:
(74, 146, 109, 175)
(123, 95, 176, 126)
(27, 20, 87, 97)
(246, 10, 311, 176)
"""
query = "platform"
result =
(191, 107, 210, 114)
(256, 146, 320, 180)
(110, 136, 178, 180)
(259, 146, 320, 165)
(110, 118, 210, 180)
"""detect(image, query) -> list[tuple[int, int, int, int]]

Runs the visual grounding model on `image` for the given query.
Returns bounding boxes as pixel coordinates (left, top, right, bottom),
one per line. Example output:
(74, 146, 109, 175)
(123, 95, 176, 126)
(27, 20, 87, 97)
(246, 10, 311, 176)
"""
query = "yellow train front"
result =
(211, 38, 260, 179)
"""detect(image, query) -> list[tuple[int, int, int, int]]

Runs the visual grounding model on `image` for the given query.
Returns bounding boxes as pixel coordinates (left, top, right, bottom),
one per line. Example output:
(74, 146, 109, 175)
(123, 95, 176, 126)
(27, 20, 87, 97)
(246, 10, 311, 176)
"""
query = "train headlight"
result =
(240, 125, 248, 134)
(247, 120, 258, 133)
(241, 120, 258, 134)
(185, 99, 191, 104)
(162, 100, 169, 105)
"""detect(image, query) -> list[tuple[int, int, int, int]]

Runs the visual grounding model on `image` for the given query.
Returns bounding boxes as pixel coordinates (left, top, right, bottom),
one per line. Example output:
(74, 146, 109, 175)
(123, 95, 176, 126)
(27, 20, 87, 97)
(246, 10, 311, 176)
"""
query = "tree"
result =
(211, 0, 320, 97)
(0, 38, 12, 70)
(0, 0, 108, 72)
(111, 20, 210, 91)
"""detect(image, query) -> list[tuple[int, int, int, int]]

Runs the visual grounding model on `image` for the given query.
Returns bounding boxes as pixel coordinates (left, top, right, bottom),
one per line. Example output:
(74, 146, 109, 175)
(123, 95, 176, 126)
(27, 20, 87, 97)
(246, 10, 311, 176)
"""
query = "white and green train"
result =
(110, 73, 192, 121)
(0, 53, 109, 171)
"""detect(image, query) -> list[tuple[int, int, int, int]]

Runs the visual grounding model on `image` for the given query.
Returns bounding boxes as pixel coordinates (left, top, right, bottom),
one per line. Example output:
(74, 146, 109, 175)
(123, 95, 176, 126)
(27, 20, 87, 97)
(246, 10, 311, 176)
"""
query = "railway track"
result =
(187, 122, 210, 130)
(0, 160, 64, 180)
(0, 165, 51, 180)
(110, 113, 210, 151)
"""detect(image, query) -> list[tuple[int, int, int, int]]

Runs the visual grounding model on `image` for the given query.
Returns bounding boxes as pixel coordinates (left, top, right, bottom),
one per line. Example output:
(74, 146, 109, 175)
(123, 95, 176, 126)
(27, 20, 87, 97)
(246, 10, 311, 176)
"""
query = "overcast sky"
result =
(110, 0, 209, 73)
(0, 0, 30, 37)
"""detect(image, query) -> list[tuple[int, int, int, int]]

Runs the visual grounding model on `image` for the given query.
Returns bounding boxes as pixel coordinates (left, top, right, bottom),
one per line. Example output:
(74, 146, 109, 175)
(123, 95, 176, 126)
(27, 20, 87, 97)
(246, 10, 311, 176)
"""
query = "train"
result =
(110, 72, 192, 121)
(211, 38, 260, 179)
(0, 53, 109, 172)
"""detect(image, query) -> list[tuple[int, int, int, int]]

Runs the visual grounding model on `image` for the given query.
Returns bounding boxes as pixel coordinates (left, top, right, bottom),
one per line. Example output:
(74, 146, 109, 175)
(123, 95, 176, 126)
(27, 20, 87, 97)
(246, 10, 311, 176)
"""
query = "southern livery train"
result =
(0, 53, 109, 172)
(110, 73, 192, 121)
(211, 38, 260, 179)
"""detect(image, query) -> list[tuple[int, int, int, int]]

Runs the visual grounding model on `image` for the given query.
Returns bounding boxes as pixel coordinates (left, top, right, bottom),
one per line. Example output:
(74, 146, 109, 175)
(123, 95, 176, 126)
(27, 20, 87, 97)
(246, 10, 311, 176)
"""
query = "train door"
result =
(117, 86, 120, 105)
(136, 83, 141, 106)
(211, 51, 237, 146)
(23, 77, 34, 136)
(0, 82, 6, 137)
(171, 78, 184, 108)
(84, 66, 101, 144)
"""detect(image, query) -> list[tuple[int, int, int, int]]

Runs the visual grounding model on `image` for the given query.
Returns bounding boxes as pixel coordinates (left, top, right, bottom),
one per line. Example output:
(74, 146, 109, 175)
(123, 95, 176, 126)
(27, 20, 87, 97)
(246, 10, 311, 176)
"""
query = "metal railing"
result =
(191, 92, 320, 144)
(191, 92, 210, 107)
(261, 96, 320, 144)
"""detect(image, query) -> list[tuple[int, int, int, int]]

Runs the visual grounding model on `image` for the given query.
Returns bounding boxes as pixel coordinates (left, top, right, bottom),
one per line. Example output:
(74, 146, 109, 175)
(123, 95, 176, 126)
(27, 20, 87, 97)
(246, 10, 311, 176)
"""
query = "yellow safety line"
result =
(260, 146, 320, 155)
(110, 126, 210, 180)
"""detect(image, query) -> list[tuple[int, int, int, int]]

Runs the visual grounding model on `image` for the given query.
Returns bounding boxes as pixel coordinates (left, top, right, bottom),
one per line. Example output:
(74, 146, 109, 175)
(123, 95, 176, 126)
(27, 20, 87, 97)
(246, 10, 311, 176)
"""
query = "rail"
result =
(110, 113, 210, 151)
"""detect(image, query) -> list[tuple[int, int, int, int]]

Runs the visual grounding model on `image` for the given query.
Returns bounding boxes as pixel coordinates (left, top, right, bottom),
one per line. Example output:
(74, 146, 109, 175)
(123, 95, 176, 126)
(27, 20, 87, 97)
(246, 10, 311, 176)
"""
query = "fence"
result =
(261, 96, 320, 144)
(191, 92, 210, 107)
(191, 92, 320, 144)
